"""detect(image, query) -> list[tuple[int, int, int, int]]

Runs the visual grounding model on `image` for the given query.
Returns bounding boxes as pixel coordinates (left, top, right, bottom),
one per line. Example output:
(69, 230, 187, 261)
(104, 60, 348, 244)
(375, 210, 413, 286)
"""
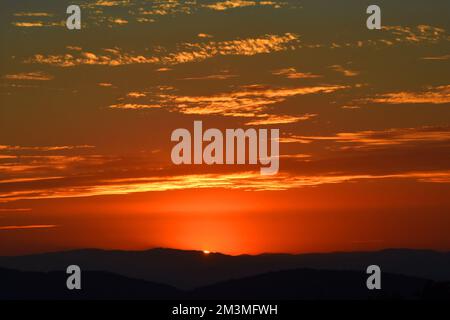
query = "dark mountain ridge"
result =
(0, 248, 449, 290)
(2, 267, 448, 300)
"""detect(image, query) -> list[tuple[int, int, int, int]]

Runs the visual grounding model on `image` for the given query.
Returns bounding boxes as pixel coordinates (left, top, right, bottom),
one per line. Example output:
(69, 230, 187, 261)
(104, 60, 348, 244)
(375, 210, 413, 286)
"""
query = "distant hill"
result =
(191, 268, 434, 300)
(1, 267, 448, 300)
(0, 248, 449, 290)
(0, 268, 182, 300)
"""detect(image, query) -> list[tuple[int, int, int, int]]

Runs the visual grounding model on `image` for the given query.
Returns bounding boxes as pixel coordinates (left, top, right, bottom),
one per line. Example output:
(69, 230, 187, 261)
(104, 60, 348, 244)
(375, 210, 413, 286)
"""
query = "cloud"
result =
(0, 145, 102, 178)
(111, 18, 128, 25)
(382, 25, 448, 43)
(137, 1, 193, 16)
(27, 49, 160, 67)
(26, 33, 300, 67)
(341, 105, 361, 110)
(272, 68, 321, 79)
(421, 54, 450, 61)
(14, 12, 53, 17)
(126, 92, 147, 98)
(164, 33, 299, 64)
(12, 21, 63, 28)
(107, 103, 157, 110)
(0, 225, 58, 231)
(0, 177, 64, 184)
(329, 65, 359, 77)
(198, 33, 213, 38)
(0, 208, 32, 212)
(204, 0, 282, 11)
(282, 127, 450, 149)
(92, 0, 129, 7)
(98, 82, 114, 87)
(66, 46, 83, 51)
(1, 170, 450, 203)
(0, 156, 106, 175)
(279, 154, 311, 160)
(129, 84, 347, 118)
(12, 22, 44, 27)
(179, 72, 238, 80)
(4, 72, 54, 81)
(317, 25, 449, 50)
(363, 85, 450, 104)
(245, 113, 317, 125)
(204, 0, 256, 10)
(0, 144, 94, 152)
(108, 83, 347, 119)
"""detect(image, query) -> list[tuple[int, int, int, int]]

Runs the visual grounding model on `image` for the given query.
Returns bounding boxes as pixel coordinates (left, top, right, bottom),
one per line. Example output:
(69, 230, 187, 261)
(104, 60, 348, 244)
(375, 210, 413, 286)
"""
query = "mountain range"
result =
(0, 248, 449, 290)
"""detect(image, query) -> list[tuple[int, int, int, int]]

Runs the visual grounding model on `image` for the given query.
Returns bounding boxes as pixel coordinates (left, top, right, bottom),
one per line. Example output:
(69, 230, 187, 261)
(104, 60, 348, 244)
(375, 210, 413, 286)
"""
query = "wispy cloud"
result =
(180, 72, 238, 81)
(363, 85, 450, 104)
(2, 170, 450, 203)
(272, 68, 321, 79)
(0, 145, 94, 152)
(4, 72, 54, 81)
(109, 103, 161, 109)
(382, 25, 448, 44)
(245, 113, 317, 125)
(14, 12, 53, 17)
(26, 33, 300, 67)
(164, 33, 299, 64)
(421, 54, 450, 61)
(198, 33, 213, 39)
(0, 155, 106, 175)
(0, 225, 58, 231)
(317, 25, 449, 50)
(98, 82, 114, 87)
(109, 84, 348, 119)
(204, 0, 282, 11)
(27, 49, 159, 67)
(0, 208, 32, 212)
(126, 92, 147, 98)
(12, 21, 63, 28)
(92, 0, 130, 7)
(329, 65, 359, 77)
(282, 127, 450, 148)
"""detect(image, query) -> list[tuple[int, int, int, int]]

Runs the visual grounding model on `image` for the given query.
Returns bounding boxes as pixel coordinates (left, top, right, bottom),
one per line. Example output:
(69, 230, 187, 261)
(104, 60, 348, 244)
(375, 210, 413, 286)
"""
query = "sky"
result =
(0, 0, 449, 256)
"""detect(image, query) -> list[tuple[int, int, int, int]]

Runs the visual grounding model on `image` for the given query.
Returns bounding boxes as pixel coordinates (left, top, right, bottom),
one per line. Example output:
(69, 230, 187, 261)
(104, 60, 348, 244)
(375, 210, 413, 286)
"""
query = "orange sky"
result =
(0, 0, 449, 256)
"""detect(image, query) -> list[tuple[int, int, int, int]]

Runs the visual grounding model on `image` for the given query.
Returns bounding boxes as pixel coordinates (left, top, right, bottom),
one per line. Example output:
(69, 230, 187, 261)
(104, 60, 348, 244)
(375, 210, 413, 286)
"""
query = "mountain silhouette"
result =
(191, 268, 433, 300)
(0, 248, 449, 290)
(0, 267, 182, 300)
(1, 266, 449, 300)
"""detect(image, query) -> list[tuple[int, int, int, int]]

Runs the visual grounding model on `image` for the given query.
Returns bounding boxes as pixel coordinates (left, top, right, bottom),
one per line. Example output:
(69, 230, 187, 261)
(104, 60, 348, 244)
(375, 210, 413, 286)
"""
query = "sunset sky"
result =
(1, 0, 449, 256)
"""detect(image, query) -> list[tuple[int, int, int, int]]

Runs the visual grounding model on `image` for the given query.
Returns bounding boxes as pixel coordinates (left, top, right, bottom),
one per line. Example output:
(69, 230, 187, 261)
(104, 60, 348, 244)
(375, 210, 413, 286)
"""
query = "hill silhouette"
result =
(1, 267, 449, 300)
(0, 248, 449, 290)
(0, 267, 182, 300)
(191, 268, 433, 300)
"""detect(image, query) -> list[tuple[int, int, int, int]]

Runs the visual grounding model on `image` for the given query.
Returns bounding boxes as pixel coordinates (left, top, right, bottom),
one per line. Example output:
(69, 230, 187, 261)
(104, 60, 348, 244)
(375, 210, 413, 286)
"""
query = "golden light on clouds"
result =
(2, 170, 450, 203)
(26, 33, 299, 67)
(119, 84, 348, 118)
(272, 68, 322, 79)
(0, 225, 58, 231)
(4, 72, 54, 81)
(281, 127, 450, 148)
(364, 85, 450, 104)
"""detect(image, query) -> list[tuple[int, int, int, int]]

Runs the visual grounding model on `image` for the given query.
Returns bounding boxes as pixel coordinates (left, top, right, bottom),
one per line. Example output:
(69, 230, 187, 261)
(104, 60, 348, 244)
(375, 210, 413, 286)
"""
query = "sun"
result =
(203, 250, 210, 255)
